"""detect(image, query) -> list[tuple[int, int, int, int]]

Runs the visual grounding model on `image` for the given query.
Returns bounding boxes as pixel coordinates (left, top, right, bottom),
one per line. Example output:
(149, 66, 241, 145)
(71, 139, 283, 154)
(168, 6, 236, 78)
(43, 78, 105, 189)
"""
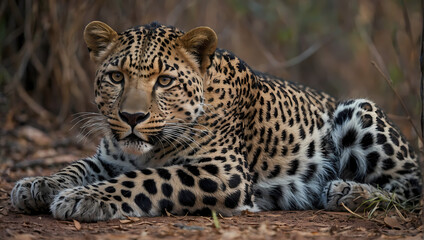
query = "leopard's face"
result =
(84, 22, 217, 155)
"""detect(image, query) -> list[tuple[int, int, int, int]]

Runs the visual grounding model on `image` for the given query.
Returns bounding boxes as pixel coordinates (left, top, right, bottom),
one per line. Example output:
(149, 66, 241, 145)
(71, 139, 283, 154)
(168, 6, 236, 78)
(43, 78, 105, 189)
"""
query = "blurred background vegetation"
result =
(0, 0, 422, 146)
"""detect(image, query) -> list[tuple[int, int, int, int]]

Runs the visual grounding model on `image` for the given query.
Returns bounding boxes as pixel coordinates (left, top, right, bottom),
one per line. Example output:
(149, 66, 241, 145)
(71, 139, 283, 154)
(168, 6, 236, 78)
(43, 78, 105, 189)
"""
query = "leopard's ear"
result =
(178, 27, 217, 74)
(84, 21, 118, 64)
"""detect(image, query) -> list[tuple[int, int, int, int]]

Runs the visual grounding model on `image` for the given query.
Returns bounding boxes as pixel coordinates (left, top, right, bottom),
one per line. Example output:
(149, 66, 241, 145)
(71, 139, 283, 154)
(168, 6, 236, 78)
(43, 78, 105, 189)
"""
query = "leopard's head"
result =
(84, 21, 217, 155)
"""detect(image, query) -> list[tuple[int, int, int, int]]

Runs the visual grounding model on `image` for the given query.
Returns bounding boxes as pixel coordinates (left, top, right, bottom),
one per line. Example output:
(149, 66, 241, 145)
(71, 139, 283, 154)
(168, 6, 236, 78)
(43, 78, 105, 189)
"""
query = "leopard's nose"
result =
(118, 111, 150, 128)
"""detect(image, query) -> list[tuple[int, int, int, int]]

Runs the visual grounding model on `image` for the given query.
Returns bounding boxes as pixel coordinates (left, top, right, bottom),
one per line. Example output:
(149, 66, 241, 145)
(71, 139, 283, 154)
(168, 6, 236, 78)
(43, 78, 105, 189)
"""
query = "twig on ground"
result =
(341, 202, 366, 220)
(393, 204, 407, 222)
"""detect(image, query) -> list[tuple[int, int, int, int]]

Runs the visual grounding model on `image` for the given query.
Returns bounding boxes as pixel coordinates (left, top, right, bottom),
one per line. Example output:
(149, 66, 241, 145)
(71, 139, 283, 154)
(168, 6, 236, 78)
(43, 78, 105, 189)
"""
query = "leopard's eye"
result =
(108, 71, 124, 83)
(157, 75, 175, 88)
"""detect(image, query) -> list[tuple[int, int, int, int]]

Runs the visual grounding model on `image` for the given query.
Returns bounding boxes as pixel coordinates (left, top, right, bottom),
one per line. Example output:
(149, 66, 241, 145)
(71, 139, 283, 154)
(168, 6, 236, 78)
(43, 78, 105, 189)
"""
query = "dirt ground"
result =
(0, 126, 423, 240)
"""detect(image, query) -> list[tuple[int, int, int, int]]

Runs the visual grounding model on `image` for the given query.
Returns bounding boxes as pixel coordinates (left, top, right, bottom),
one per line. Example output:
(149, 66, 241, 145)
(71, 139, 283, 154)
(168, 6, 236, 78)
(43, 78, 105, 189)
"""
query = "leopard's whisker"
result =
(162, 129, 200, 151)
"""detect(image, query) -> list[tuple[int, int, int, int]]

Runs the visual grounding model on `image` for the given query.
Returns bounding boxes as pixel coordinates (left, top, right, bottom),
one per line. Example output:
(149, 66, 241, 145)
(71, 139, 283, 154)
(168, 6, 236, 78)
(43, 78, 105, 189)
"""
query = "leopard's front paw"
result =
(11, 177, 63, 213)
(51, 187, 122, 222)
(322, 180, 373, 211)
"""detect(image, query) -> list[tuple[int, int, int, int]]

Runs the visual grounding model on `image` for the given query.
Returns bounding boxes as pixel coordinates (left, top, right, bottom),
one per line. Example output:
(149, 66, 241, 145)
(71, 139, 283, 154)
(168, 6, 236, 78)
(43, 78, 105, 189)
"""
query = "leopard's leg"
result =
(50, 153, 256, 222)
(322, 99, 422, 211)
(11, 137, 135, 214)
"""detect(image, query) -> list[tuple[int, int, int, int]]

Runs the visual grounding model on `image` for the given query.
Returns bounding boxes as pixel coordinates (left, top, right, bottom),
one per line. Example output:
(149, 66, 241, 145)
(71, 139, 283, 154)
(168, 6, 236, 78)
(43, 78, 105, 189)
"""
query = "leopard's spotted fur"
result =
(11, 21, 421, 222)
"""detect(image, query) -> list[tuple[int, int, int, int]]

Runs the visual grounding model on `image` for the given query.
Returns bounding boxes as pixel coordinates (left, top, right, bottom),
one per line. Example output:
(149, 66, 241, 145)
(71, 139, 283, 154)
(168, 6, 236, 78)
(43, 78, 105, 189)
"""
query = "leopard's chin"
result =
(114, 132, 154, 155)
(119, 138, 154, 155)
(120, 141, 154, 155)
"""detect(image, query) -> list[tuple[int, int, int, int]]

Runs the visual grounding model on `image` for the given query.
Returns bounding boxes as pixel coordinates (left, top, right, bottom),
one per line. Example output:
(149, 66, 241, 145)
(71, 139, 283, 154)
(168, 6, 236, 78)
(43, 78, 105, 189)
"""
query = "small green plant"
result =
(212, 210, 221, 229)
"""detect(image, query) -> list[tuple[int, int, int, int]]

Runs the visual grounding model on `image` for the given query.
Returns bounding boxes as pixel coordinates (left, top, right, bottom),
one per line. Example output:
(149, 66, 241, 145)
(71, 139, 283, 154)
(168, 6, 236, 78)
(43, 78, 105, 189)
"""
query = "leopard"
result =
(11, 21, 422, 222)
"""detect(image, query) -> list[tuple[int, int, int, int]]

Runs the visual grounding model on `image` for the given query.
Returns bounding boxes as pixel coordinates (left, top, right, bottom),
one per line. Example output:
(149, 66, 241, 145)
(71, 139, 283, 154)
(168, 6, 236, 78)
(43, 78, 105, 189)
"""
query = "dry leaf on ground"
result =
(73, 219, 81, 230)
(384, 217, 402, 229)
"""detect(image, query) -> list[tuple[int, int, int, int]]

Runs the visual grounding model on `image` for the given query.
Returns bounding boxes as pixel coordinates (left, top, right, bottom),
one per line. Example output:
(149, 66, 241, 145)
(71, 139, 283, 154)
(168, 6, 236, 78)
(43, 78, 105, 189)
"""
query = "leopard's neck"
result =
(201, 49, 260, 118)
